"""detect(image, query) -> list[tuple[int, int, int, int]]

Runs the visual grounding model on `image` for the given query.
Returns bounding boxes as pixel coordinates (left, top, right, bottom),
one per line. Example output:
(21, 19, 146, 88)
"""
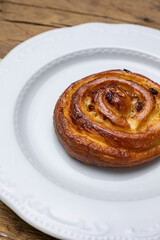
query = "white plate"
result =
(1, 23, 160, 240)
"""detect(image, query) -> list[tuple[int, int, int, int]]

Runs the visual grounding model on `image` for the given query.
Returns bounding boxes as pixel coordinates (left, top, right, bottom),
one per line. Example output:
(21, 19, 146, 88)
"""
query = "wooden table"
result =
(0, 0, 160, 239)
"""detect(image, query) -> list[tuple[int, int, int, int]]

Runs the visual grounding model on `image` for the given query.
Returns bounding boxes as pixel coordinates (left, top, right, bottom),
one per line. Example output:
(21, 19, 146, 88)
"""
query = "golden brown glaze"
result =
(53, 69, 160, 168)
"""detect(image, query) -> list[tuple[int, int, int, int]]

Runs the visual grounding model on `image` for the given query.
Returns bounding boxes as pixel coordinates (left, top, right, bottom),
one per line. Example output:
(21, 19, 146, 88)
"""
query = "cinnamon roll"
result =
(53, 69, 160, 168)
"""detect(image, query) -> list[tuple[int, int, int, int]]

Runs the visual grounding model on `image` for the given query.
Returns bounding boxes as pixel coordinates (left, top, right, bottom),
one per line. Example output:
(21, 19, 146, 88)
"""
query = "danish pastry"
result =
(54, 69, 160, 167)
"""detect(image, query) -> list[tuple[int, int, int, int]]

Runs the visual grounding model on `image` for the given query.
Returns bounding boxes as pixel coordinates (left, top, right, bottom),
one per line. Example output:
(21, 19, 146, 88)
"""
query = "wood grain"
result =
(0, 201, 57, 240)
(1, 0, 160, 57)
(1, 0, 160, 239)
(3, 0, 160, 28)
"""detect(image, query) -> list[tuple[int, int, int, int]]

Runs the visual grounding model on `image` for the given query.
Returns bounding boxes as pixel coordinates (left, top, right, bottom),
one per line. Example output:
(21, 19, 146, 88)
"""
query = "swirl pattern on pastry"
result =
(54, 69, 160, 167)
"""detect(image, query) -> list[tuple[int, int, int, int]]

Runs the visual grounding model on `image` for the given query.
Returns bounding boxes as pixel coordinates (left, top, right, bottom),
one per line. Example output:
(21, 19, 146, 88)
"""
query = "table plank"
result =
(0, 202, 57, 240)
(2, 1, 123, 27)
(0, 20, 55, 58)
(1, 0, 160, 58)
(4, 0, 160, 29)
(0, 0, 123, 58)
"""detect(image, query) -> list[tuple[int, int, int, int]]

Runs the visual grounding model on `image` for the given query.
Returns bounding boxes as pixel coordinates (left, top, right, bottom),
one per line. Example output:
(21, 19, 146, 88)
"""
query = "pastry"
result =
(53, 69, 160, 168)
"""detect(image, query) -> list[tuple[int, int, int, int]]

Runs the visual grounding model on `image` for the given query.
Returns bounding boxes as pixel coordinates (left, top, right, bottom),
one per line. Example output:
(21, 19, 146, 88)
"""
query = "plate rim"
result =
(1, 22, 160, 240)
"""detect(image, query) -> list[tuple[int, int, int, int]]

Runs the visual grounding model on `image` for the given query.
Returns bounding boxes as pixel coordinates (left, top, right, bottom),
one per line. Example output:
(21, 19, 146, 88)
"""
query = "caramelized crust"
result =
(53, 70, 160, 167)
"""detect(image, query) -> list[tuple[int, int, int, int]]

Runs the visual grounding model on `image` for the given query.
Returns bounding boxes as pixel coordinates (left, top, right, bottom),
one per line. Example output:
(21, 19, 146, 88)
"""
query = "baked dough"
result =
(54, 69, 160, 167)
